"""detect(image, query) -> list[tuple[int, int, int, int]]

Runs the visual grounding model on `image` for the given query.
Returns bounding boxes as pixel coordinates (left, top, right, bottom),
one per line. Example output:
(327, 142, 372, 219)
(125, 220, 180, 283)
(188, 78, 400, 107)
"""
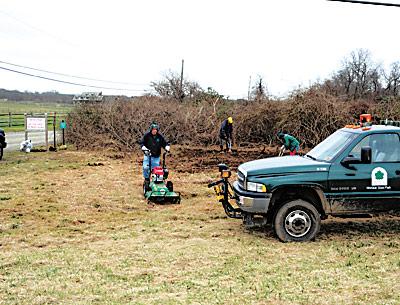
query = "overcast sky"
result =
(1, 0, 400, 98)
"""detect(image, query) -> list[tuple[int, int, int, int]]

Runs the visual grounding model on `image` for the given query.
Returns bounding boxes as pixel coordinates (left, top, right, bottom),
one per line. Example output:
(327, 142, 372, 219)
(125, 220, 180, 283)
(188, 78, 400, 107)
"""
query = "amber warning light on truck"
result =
(345, 113, 373, 130)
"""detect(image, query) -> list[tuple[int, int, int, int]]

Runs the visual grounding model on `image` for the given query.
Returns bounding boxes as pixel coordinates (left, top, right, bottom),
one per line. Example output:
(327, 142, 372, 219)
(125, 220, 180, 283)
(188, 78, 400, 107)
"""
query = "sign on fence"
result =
(27, 117, 46, 131)
(25, 113, 49, 151)
(0, 112, 68, 129)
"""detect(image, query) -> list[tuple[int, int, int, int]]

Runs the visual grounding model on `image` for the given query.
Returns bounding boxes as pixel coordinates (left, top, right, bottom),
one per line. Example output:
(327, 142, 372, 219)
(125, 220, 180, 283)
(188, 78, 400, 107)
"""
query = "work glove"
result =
(142, 146, 150, 156)
(165, 145, 170, 152)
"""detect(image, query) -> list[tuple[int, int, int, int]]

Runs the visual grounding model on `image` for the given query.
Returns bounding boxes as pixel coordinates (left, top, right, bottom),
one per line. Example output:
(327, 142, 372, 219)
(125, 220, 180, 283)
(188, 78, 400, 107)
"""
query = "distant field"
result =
(0, 148, 399, 304)
(0, 100, 73, 113)
(0, 100, 73, 131)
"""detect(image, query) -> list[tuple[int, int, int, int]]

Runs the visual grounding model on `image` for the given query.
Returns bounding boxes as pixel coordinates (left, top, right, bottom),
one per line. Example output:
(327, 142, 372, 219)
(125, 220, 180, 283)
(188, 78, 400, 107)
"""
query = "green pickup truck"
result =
(209, 119, 400, 242)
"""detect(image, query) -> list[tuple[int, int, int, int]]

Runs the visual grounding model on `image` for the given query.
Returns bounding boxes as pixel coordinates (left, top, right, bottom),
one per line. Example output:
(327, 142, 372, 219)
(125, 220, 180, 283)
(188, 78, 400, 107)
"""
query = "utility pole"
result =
(179, 59, 184, 102)
(247, 75, 252, 101)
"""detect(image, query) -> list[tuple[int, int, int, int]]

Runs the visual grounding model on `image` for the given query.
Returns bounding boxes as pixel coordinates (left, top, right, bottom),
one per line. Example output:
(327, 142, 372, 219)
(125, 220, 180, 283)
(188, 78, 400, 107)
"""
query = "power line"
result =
(0, 66, 150, 92)
(0, 60, 147, 86)
(0, 10, 77, 48)
(327, 0, 400, 7)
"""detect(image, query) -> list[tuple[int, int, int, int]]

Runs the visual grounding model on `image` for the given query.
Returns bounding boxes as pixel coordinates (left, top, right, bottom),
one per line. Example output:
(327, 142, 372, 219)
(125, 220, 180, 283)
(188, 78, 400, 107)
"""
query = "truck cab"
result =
(211, 117, 400, 242)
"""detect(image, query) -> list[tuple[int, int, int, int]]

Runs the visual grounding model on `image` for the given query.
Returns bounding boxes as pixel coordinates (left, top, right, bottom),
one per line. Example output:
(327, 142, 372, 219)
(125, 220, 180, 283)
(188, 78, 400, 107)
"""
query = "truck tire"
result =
(273, 199, 321, 242)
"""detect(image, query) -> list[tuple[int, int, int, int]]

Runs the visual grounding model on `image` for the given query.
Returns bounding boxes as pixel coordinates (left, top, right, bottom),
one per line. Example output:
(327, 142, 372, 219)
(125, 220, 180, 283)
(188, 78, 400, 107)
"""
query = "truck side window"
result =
(371, 133, 400, 162)
(348, 136, 369, 159)
(349, 133, 400, 162)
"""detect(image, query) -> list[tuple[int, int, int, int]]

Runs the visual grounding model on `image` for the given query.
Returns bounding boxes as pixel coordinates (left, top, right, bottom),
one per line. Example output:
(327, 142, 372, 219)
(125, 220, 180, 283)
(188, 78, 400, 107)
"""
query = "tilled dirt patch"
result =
(131, 144, 282, 174)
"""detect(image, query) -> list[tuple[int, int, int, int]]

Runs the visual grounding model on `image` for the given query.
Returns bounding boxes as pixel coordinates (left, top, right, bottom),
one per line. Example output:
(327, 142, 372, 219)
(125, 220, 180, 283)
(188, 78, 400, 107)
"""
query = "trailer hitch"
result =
(207, 164, 246, 219)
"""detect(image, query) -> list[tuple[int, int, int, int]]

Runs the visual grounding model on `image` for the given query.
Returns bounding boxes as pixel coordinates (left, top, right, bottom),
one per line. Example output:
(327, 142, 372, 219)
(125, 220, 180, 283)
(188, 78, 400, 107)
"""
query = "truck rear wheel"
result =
(273, 199, 320, 242)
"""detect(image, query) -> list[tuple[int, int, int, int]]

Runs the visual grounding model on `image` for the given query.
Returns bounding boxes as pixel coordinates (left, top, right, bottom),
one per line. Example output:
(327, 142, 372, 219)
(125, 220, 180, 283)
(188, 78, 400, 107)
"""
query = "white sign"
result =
(27, 117, 46, 131)
(371, 167, 388, 186)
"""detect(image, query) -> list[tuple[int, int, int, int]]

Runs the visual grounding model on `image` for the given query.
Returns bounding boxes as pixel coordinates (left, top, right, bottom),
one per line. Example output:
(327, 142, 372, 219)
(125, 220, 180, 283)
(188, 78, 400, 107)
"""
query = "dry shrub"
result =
(67, 94, 400, 152)
(280, 90, 352, 147)
(369, 97, 400, 121)
(234, 101, 282, 145)
(67, 97, 224, 150)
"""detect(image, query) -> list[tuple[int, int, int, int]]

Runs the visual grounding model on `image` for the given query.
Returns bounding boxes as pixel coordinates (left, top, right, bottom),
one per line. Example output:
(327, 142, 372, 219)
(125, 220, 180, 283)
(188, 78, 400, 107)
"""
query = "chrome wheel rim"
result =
(284, 210, 311, 238)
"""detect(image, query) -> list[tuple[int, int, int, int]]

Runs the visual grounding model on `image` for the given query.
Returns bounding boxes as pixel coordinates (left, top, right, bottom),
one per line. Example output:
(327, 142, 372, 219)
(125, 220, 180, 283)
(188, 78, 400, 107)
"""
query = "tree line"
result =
(0, 89, 74, 103)
(150, 49, 400, 102)
(66, 48, 400, 152)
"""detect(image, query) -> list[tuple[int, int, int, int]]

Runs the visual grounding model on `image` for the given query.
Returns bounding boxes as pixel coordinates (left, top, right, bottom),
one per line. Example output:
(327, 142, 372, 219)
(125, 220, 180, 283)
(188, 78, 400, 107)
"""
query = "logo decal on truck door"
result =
(371, 167, 388, 186)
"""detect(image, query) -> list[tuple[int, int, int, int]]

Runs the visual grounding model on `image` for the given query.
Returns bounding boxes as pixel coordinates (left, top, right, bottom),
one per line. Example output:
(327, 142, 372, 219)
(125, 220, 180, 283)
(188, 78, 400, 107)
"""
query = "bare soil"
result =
(131, 144, 282, 174)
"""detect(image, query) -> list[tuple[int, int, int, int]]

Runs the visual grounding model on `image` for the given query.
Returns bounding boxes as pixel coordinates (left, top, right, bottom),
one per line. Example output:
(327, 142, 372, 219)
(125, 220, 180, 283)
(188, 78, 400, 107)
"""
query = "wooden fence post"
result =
(24, 113, 28, 141)
(45, 113, 48, 151)
(53, 112, 57, 149)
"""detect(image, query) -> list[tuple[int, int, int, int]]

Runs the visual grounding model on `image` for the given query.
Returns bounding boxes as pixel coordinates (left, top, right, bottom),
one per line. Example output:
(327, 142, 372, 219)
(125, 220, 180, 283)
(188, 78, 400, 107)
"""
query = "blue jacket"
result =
(219, 119, 233, 139)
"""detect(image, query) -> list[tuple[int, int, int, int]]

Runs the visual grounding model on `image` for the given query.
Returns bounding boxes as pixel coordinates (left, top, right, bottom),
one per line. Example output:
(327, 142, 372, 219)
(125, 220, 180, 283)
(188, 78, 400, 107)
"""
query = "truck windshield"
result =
(306, 130, 358, 162)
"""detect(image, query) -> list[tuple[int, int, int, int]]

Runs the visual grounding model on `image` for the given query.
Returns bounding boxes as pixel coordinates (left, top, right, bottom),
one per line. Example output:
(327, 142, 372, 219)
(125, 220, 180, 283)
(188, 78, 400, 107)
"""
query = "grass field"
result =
(0, 100, 73, 113)
(0, 148, 399, 304)
(0, 100, 73, 132)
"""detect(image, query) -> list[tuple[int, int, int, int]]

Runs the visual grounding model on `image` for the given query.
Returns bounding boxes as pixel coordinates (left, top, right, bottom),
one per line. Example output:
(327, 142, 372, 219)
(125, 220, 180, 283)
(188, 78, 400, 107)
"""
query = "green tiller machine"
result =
(143, 151, 181, 204)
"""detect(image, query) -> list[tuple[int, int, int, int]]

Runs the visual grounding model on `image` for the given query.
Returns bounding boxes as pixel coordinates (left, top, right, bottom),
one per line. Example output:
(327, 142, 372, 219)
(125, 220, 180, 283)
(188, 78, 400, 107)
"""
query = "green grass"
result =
(0, 99, 73, 113)
(0, 149, 399, 304)
(0, 100, 73, 132)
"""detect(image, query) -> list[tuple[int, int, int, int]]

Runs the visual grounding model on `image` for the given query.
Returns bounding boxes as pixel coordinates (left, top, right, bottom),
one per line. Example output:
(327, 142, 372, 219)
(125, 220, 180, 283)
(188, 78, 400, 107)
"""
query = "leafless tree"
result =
(328, 49, 382, 99)
(383, 62, 400, 96)
(150, 70, 204, 101)
(250, 75, 268, 101)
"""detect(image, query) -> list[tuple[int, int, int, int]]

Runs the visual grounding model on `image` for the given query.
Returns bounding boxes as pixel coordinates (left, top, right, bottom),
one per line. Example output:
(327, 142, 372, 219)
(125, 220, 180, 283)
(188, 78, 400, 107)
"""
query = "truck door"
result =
(328, 133, 400, 213)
